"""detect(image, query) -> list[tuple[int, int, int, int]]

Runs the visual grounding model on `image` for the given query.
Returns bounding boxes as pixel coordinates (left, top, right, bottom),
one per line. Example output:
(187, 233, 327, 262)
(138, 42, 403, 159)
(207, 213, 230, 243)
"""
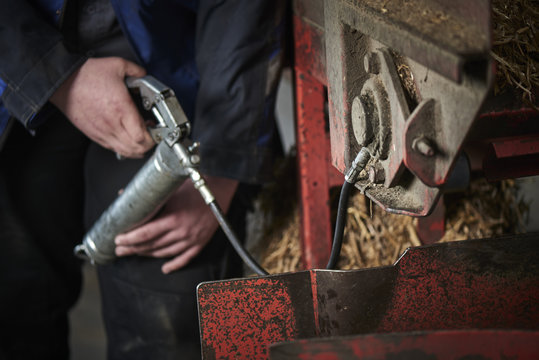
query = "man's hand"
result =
(50, 57, 155, 158)
(114, 176, 239, 274)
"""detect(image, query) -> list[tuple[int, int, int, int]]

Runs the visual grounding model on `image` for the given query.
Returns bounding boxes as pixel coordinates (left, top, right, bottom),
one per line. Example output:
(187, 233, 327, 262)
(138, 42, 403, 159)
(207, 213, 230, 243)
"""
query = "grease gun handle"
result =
(74, 76, 196, 264)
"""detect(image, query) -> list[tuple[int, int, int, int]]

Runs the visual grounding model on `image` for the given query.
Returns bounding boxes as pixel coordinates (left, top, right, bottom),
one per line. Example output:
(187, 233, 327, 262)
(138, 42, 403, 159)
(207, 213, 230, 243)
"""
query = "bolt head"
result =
(413, 137, 435, 157)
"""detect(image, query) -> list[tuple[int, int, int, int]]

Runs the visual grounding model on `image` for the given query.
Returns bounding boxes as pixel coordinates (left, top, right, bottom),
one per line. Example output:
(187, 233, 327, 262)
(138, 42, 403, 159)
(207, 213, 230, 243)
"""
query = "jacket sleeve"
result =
(0, 1, 86, 128)
(194, 0, 286, 184)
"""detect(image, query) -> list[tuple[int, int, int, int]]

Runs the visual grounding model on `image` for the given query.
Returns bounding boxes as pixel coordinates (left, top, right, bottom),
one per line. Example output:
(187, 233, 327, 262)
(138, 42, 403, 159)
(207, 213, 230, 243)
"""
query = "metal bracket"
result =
(324, 0, 492, 216)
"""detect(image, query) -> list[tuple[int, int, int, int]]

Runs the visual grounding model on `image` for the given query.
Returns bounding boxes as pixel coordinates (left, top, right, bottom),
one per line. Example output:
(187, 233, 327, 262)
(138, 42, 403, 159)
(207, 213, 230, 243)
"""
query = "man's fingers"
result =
(162, 246, 202, 274)
(96, 57, 151, 157)
(141, 239, 191, 259)
(111, 88, 152, 157)
(119, 66, 154, 155)
(115, 217, 171, 246)
(52, 57, 153, 157)
(95, 131, 144, 159)
(116, 231, 187, 256)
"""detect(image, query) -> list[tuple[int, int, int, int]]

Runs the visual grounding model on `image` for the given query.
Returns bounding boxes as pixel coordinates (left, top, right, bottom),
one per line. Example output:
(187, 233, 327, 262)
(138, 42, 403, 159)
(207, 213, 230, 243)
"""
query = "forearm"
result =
(0, 1, 86, 126)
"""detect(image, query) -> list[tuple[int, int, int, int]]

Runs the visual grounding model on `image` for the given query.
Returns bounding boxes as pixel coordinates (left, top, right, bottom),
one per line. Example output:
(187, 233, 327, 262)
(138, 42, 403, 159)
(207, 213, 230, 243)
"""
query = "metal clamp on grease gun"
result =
(74, 76, 267, 275)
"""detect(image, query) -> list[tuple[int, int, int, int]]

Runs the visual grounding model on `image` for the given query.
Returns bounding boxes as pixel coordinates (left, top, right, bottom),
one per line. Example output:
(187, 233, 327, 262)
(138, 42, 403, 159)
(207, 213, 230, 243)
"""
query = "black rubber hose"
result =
(209, 201, 269, 276)
(326, 180, 354, 269)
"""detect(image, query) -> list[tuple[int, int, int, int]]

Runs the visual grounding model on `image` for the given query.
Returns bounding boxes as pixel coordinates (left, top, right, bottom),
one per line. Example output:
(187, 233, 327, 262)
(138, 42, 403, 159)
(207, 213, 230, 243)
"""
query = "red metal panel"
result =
(198, 272, 319, 359)
(377, 240, 539, 332)
(198, 235, 539, 359)
(197, 278, 300, 359)
(269, 330, 539, 359)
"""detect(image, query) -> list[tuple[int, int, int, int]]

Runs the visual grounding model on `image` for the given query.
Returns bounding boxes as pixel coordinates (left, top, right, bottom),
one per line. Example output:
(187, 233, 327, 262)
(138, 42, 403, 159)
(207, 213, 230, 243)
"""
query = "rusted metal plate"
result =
(269, 330, 539, 359)
(198, 234, 539, 359)
(293, 0, 325, 35)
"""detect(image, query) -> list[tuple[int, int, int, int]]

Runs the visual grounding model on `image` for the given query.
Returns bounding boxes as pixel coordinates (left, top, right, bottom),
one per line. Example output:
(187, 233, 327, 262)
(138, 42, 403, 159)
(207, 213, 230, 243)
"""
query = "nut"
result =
(368, 163, 385, 184)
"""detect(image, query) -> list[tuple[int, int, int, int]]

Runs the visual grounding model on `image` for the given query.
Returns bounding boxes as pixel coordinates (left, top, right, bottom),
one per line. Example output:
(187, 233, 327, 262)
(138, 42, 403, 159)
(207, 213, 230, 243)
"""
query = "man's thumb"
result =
(124, 60, 147, 78)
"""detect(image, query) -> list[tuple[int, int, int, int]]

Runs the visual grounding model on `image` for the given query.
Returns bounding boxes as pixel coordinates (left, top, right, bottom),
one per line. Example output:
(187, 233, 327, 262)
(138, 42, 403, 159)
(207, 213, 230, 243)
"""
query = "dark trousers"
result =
(84, 144, 245, 360)
(0, 118, 88, 359)
(0, 117, 246, 360)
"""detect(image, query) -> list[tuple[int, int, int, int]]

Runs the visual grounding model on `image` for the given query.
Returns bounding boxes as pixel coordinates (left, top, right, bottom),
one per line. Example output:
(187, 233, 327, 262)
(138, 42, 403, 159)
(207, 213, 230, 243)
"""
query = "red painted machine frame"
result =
(198, 234, 539, 359)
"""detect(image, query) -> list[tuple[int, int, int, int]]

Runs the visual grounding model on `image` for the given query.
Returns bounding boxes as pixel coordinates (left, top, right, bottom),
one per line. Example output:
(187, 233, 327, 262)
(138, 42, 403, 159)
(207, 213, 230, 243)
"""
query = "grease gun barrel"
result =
(74, 76, 200, 264)
(75, 141, 191, 264)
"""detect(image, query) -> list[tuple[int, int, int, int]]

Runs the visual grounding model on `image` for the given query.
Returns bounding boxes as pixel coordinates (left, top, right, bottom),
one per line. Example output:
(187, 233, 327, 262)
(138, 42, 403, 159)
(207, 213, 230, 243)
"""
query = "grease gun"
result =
(74, 76, 267, 275)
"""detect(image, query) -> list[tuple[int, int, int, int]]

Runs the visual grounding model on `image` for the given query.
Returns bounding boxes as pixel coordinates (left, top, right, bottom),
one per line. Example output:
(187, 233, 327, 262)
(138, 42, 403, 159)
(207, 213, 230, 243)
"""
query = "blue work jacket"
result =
(0, 0, 285, 182)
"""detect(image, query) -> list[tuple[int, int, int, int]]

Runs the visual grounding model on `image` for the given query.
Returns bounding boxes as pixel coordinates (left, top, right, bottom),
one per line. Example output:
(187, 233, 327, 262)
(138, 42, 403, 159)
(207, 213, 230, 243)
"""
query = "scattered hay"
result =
(255, 156, 527, 274)
(492, 0, 539, 105)
(440, 178, 528, 242)
(338, 177, 527, 270)
(336, 191, 415, 270)
(256, 208, 302, 274)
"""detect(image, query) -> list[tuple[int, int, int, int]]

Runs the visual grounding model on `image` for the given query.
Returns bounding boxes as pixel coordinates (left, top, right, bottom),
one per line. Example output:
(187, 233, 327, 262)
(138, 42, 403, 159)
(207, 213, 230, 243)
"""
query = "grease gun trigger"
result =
(74, 76, 212, 265)
(125, 76, 191, 146)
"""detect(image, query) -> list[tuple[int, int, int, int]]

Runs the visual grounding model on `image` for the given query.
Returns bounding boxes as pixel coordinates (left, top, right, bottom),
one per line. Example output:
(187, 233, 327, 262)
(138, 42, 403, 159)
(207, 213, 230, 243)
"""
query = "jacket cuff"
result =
(1, 41, 86, 127)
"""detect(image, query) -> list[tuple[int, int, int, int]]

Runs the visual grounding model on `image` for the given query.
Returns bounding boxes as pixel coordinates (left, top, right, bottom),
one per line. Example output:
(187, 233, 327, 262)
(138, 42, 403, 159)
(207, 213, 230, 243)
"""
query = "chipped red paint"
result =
(198, 235, 539, 359)
(269, 330, 539, 359)
(294, 68, 334, 269)
(310, 270, 320, 336)
(377, 244, 539, 332)
(294, 6, 343, 269)
(293, 14, 327, 84)
(198, 278, 298, 359)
